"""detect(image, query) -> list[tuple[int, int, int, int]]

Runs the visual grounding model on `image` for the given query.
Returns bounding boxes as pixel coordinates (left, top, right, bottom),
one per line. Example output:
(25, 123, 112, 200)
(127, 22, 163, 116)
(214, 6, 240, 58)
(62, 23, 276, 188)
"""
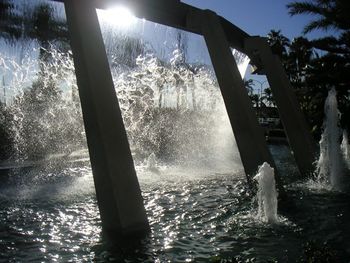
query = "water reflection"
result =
(1, 146, 350, 261)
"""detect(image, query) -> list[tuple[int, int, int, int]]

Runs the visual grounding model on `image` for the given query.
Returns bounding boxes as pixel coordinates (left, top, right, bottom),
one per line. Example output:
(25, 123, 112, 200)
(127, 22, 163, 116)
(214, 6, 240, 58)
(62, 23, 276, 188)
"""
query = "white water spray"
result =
(315, 88, 344, 189)
(146, 152, 160, 174)
(341, 130, 350, 169)
(253, 162, 278, 223)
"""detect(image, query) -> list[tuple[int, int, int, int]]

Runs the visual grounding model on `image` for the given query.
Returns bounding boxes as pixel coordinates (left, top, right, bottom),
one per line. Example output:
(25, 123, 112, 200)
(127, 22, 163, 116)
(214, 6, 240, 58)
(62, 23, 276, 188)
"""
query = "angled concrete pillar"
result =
(64, 0, 149, 236)
(245, 37, 317, 177)
(188, 10, 285, 194)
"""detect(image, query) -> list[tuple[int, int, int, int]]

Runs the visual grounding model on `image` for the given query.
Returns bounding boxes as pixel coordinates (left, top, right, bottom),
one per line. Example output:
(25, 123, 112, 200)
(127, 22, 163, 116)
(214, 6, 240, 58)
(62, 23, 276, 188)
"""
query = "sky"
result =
(181, 0, 325, 41)
(180, 0, 329, 89)
(1, 0, 330, 97)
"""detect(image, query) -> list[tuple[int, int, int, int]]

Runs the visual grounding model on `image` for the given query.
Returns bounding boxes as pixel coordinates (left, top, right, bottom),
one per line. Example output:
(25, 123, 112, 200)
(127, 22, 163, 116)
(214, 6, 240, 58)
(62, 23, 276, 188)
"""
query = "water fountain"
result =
(0, 48, 85, 164)
(253, 162, 278, 223)
(315, 88, 345, 189)
(341, 130, 350, 169)
(145, 152, 161, 174)
(1, 0, 350, 261)
(60, 0, 323, 237)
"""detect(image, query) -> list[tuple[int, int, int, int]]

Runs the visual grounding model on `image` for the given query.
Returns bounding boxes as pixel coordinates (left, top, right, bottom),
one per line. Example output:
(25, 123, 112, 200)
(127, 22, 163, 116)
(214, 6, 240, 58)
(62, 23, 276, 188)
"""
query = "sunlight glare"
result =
(97, 6, 136, 28)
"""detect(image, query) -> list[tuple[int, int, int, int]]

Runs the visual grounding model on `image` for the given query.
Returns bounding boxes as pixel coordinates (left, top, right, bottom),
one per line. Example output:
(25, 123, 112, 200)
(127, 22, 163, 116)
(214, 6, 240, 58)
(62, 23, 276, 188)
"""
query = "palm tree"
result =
(287, 0, 350, 32)
(287, 0, 350, 55)
(267, 30, 290, 59)
(286, 37, 314, 86)
(287, 0, 350, 134)
(261, 88, 276, 107)
(244, 79, 254, 95)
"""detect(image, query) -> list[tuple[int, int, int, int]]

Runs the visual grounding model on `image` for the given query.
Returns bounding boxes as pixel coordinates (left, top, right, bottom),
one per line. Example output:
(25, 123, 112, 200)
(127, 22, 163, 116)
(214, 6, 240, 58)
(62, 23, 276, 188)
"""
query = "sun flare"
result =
(97, 6, 136, 28)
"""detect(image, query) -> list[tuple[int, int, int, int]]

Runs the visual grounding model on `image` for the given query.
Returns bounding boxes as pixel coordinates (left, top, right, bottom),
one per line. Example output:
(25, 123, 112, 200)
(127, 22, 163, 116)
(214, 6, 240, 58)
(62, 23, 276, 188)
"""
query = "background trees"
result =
(260, 0, 350, 137)
(288, 0, 350, 132)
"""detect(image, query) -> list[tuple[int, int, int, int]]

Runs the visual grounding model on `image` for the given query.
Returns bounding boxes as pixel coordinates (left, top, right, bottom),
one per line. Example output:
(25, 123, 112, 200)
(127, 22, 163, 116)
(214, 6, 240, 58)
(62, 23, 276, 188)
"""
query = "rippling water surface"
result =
(1, 145, 350, 262)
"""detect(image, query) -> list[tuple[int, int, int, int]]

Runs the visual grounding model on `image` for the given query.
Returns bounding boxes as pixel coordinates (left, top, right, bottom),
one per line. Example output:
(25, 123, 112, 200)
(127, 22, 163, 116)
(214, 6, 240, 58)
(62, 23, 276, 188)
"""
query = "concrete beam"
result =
(64, 0, 149, 236)
(52, 0, 250, 55)
(190, 10, 285, 195)
(245, 37, 317, 177)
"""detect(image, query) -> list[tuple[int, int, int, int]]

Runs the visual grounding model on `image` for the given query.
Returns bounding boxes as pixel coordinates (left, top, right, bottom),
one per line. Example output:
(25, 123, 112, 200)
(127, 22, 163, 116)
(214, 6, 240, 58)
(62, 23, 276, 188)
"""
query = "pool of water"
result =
(0, 145, 349, 262)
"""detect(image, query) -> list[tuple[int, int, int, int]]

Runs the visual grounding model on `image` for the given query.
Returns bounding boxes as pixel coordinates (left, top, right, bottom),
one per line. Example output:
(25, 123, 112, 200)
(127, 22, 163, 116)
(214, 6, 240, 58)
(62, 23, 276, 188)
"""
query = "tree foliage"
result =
(263, 1, 350, 137)
(267, 30, 290, 59)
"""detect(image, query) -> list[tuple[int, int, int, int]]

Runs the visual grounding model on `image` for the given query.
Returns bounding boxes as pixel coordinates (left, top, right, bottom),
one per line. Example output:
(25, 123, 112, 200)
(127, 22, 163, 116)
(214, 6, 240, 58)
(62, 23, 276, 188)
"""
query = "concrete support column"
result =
(189, 10, 284, 193)
(245, 37, 317, 177)
(64, 0, 149, 236)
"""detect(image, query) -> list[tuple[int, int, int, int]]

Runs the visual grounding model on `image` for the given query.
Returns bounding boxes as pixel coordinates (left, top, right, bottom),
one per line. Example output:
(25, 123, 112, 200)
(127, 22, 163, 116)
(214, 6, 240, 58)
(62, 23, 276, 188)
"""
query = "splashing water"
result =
(103, 35, 245, 172)
(315, 88, 344, 190)
(0, 12, 251, 178)
(341, 130, 350, 169)
(0, 47, 85, 162)
(1, 37, 245, 177)
(145, 152, 161, 174)
(253, 162, 278, 223)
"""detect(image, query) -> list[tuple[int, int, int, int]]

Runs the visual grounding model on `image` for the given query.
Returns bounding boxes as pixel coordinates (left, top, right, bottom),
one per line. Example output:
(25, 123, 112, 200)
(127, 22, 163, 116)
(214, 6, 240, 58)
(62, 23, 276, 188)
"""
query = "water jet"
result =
(341, 130, 350, 169)
(315, 88, 345, 190)
(253, 162, 278, 223)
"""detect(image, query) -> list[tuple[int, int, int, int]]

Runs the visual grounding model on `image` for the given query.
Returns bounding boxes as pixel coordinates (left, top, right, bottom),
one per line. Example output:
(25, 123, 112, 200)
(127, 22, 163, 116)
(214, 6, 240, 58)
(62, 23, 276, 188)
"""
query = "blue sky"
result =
(182, 0, 326, 41)
(1, 0, 329, 96)
(180, 0, 331, 89)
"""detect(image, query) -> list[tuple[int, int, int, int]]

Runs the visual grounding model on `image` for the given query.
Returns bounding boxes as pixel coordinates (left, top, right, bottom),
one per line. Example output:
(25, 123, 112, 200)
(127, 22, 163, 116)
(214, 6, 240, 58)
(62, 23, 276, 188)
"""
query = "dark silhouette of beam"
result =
(64, 0, 149, 237)
(245, 37, 317, 177)
(191, 10, 286, 197)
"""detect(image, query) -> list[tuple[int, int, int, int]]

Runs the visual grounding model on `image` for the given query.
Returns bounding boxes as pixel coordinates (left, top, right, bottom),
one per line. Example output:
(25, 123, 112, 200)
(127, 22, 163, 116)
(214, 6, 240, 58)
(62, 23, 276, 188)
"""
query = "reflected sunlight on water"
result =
(0, 145, 350, 262)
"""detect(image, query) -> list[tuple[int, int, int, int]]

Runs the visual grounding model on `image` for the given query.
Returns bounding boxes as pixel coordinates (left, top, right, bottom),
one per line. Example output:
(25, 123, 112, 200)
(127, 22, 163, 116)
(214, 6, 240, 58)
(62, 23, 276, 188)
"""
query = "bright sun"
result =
(97, 6, 136, 28)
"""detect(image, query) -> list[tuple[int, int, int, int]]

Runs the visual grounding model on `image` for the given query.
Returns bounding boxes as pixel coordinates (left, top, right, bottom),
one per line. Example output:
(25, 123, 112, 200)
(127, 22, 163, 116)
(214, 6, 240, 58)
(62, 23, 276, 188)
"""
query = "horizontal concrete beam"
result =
(52, 0, 250, 54)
